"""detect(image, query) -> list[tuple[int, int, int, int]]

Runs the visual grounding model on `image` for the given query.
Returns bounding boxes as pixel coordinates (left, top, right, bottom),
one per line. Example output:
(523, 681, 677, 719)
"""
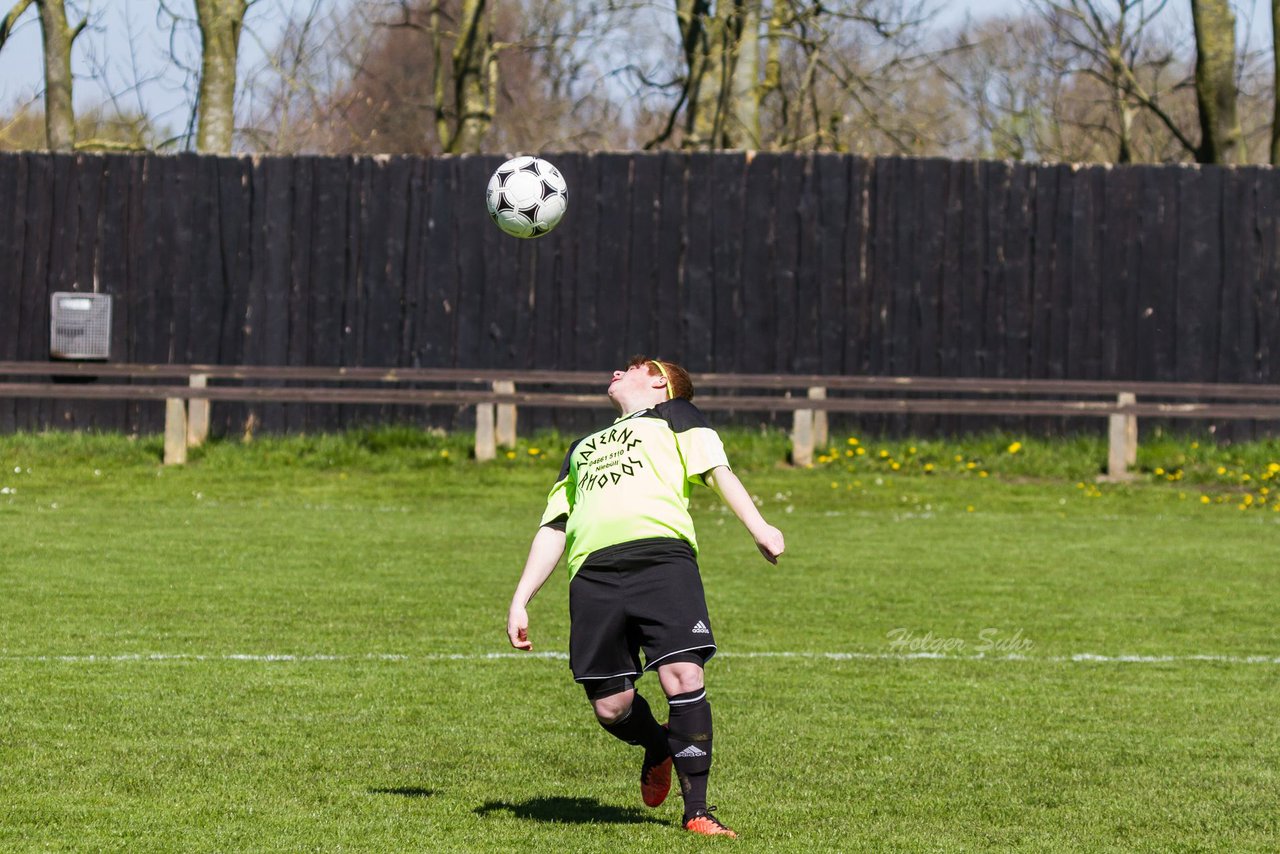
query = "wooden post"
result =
(187, 373, 210, 448)
(164, 398, 188, 465)
(475, 402, 496, 461)
(809, 386, 828, 449)
(791, 397, 815, 467)
(1106, 392, 1137, 480)
(494, 380, 517, 448)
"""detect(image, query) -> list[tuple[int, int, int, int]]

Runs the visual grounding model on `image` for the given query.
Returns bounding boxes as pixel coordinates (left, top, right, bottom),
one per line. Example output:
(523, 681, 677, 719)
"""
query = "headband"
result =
(650, 360, 675, 400)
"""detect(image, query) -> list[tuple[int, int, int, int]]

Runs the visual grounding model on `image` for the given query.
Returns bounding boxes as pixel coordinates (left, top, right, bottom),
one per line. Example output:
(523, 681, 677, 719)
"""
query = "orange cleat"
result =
(641, 739, 673, 808)
(683, 807, 738, 838)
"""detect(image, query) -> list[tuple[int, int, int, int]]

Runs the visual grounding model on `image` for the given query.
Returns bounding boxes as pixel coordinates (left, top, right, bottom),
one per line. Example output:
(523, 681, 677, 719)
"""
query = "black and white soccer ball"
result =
(485, 156, 568, 239)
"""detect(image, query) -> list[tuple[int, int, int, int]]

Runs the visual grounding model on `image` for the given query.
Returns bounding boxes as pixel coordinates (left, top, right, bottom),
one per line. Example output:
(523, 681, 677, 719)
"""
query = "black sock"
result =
(599, 693, 669, 761)
(666, 688, 712, 818)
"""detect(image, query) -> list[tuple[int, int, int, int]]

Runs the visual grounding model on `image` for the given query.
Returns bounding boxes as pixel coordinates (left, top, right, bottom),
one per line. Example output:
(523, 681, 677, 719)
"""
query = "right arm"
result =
(507, 525, 566, 651)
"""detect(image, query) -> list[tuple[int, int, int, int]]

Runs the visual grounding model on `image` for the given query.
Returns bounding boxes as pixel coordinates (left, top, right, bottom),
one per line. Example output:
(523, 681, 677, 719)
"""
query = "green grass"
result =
(1, 430, 1277, 852)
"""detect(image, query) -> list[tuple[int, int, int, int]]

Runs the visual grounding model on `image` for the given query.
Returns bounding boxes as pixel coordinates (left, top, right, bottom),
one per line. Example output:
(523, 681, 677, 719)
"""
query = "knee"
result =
(591, 689, 635, 724)
(659, 663, 704, 697)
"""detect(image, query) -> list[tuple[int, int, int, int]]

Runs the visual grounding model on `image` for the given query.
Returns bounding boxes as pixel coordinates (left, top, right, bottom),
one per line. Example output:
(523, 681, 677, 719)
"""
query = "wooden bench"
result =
(2, 361, 1279, 477)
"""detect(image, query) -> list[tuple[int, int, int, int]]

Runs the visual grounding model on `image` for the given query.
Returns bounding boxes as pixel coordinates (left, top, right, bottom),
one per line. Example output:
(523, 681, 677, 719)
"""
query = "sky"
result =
(0, 0, 1270, 138)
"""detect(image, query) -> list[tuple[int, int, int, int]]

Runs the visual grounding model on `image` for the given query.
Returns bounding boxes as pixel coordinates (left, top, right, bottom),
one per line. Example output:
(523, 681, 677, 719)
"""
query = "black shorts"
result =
(568, 538, 717, 684)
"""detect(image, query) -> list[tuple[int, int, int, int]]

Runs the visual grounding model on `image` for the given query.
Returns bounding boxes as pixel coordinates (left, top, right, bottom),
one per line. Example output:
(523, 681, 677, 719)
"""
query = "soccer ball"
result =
(485, 156, 568, 238)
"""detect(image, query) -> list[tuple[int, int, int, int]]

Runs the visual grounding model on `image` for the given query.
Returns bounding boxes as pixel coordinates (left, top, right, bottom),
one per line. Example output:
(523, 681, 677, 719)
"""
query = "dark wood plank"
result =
(1000, 162, 1033, 381)
(628, 152, 663, 357)
(455, 155, 493, 383)
(1098, 165, 1138, 380)
(772, 153, 803, 373)
(739, 152, 779, 373)
(1255, 169, 1280, 390)
(709, 152, 745, 371)
(1133, 166, 1171, 381)
(286, 156, 316, 431)
(595, 152, 633, 364)
(1068, 165, 1101, 379)
(815, 153, 852, 379)
(551, 152, 581, 372)
(1175, 166, 1220, 383)
(167, 154, 198, 365)
(653, 152, 686, 365)
(421, 155, 458, 367)
(792, 154, 822, 375)
(957, 159, 985, 379)
(307, 155, 351, 431)
(1047, 164, 1075, 379)
(0, 155, 29, 429)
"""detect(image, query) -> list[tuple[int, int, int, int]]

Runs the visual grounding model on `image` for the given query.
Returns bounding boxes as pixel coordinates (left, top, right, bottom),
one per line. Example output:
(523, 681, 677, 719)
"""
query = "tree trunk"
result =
(37, 0, 74, 150)
(1190, 0, 1244, 164)
(729, 0, 761, 149)
(194, 0, 247, 153)
(449, 0, 494, 154)
(1272, 0, 1280, 164)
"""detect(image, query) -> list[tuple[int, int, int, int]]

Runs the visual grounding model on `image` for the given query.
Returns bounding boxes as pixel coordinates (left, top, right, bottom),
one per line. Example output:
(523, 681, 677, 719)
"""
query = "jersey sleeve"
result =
(659, 398, 730, 487)
(538, 444, 576, 530)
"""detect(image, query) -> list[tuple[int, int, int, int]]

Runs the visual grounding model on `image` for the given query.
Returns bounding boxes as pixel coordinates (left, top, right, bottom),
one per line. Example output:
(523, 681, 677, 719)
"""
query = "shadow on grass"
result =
(475, 796, 667, 826)
(369, 787, 436, 798)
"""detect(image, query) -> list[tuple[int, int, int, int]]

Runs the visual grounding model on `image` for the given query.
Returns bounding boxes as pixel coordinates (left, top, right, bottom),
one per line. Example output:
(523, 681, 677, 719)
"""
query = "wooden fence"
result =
(2, 151, 1278, 438)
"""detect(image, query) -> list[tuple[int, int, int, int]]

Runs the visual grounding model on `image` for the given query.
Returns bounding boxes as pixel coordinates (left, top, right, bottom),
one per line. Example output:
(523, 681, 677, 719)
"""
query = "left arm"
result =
(704, 465, 785, 565)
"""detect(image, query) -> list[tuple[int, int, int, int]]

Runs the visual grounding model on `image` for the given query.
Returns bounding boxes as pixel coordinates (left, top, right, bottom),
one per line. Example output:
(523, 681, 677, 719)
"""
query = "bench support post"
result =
(809, 386, 828, 449)
(791, 398, 815, 467)
(187, 374, 210, 448)
(494, 380, 517, 448)
(475, 402, 496, 461)
(1105, 392, 1138, 480)
(164, 398, 188, 465)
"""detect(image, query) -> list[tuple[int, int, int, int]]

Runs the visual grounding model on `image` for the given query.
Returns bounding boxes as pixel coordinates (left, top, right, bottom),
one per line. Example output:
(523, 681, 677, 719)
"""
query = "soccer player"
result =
(507, 356, 785, 838)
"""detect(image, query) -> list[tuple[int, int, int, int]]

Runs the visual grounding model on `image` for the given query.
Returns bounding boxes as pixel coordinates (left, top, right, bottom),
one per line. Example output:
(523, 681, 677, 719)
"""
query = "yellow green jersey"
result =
(539, 399, 730, 577)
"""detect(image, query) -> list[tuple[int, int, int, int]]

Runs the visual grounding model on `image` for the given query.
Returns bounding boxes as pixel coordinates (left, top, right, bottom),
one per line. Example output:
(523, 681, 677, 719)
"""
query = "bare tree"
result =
(1190, 0, 1243, 163)
(241, 0, 631, 154)
(645, 0, 944, 153)
(0, 0, 88, 150)
(1273, 0, 1280, 163)
(191, 0, 249, 152)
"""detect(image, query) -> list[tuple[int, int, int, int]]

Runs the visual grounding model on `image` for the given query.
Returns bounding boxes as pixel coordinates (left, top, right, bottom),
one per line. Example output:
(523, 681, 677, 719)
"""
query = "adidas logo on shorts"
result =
(692, 621, 710, 634)
(674, 744, 707, 758)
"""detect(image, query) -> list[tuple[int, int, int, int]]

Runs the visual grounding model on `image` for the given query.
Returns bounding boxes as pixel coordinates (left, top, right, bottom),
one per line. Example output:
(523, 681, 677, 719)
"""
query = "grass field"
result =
(0, 429, 1277, 852)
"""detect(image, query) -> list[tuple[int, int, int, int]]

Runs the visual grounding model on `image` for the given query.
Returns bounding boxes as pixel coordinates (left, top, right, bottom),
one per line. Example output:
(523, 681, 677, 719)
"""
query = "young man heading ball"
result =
(507, 356, 786, 838)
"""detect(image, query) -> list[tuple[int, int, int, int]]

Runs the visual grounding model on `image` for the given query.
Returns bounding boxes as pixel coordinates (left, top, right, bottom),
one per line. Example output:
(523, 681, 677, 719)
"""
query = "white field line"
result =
(1, 651, 1278, 665)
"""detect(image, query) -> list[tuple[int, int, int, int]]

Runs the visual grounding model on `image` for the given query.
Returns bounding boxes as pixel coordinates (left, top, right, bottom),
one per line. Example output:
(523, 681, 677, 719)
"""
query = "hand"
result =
(753, 524, 785, 565)
(507, 603, 533, 650)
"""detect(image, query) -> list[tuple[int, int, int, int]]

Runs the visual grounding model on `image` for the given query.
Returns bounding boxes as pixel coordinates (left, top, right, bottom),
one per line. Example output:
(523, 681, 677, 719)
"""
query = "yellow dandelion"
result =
(1191, 442, 1200, 449)
(440, 450, 450, 458)
(1007, 441, 1022, 454)
(506, 451, 516, 459)
(966, 462, 977, 470)
(529, 448, 541, 456)
(1154, 467, 1165, 476)
(1217, 466, 1227, 475)
(966, 505, 975, 512)
(879, 449, 890, 459)
(908, 446, 917, 455)
(1200, 495, 1211, 504)
(845, 450, 854, 457)
(847, 437, 860, 446)
(1268, 462, 1280, 473)
(954, 454, 963, 462)
(923, 463, 935, 473)
(891, 462, 901, 471)
(831, 482, 839, 489)
(856, 447, 866, 456)
(979, 471, 989, 478)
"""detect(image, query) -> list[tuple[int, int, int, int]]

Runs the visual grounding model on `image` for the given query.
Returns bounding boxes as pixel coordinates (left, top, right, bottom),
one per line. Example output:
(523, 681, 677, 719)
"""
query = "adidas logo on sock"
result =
(692, 621, 710, 634)
(674, 744, 707, 758)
